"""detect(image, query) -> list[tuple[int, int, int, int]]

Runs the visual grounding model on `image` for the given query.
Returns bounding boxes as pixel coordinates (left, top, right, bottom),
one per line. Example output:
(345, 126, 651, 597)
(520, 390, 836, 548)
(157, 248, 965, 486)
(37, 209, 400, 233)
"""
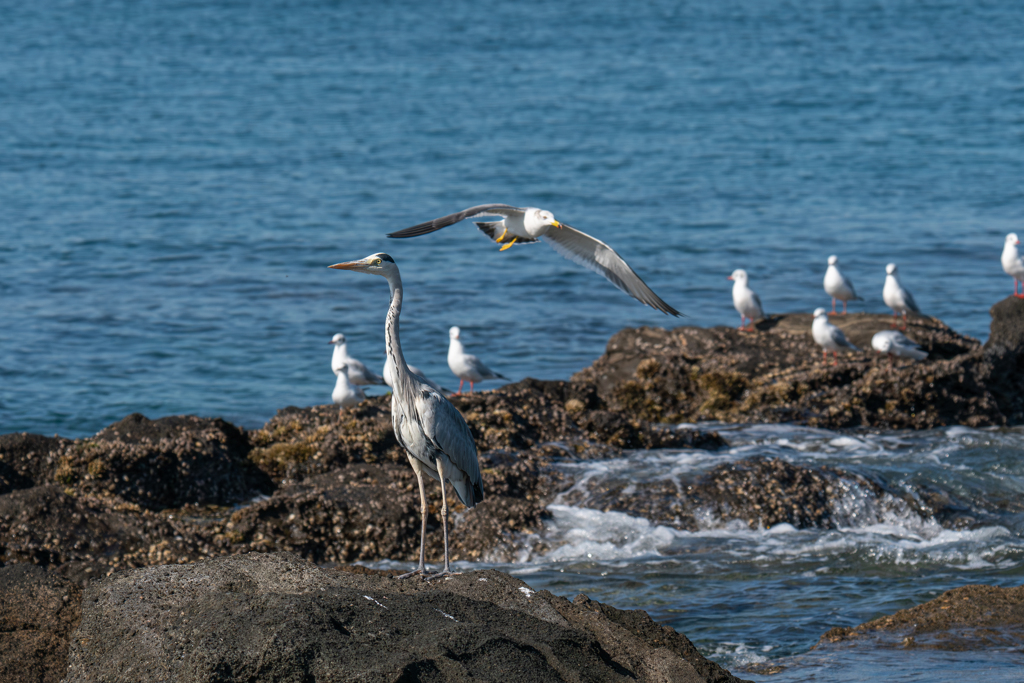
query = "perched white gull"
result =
(448, 326, 507, 395)
(812, 307, 860, 365)
(823, 255, 863, 315)
(871, 330, 928, 367)
(332, 364, 365, 408)
(728, 269, 764, 332)
(882, 263, 920, 330)
(330, 333, 385, 386)
(387, 205, 680, 316)
(1001, 233, 1024, 298)
(383, 357, 449, 396)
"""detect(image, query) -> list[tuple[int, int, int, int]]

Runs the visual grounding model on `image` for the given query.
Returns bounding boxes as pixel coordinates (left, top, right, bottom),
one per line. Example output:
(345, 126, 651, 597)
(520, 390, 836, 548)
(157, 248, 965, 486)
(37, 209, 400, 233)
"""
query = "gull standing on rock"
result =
(387, 204, 681, 316)
(728, 269, 764, 332)
(448, 326, 507, 395)
(882, 264, 920, 330)
(383, 357, 449, 396)
(871, 330, 928, 368)
(1001, 233, 1024, 298)
(823, 255, 863, 315)
(332, 364, 365, 409)
(330, 254, 483, 578)
(330, 333, 386, 386)
(812, 307, 860, 365)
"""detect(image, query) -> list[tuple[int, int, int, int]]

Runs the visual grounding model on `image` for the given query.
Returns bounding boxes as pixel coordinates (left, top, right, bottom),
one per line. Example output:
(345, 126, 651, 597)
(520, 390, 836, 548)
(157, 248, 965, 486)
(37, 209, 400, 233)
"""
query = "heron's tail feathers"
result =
(449, 472, 485, 508)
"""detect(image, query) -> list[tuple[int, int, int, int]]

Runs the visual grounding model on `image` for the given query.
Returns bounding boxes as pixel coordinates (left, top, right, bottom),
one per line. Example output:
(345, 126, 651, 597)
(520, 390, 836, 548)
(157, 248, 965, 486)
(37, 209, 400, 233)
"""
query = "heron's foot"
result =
(423, 569, 459, 581)
(396, 567, 426, 580)
(499, 237, 518, 251)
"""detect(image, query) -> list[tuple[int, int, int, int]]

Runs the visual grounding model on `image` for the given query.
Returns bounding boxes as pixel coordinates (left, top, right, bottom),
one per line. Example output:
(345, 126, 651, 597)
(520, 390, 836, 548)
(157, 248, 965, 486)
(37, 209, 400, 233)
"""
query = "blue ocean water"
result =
(2, 1, 1024, 678)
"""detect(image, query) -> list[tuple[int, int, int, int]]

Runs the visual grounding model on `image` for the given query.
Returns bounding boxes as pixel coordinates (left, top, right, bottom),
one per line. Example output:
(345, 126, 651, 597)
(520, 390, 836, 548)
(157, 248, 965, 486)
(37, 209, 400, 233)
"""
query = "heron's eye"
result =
(374, 258, 382, 265)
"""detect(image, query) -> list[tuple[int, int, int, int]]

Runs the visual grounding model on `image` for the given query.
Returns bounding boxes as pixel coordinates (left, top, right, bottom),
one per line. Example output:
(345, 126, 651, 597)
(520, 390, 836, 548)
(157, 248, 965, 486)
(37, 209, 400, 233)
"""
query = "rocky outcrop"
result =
(573, 300, 1024, 429)
(64, 552, 749, 683)
(819, 584, 1024, 650)
(0, 563, 82, 683)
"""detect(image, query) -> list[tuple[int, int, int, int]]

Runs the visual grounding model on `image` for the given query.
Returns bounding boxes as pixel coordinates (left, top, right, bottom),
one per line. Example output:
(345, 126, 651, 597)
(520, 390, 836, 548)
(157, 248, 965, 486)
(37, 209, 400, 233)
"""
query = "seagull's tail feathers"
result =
(475, 222, 538, 245)
(899, 344, 929, 360)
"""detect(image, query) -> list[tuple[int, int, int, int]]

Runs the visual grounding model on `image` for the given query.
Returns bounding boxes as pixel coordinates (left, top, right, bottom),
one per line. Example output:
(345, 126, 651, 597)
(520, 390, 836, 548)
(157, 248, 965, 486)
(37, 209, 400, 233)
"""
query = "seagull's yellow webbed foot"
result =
(499, 237, 517, 251)
(495, 226, 509, 243)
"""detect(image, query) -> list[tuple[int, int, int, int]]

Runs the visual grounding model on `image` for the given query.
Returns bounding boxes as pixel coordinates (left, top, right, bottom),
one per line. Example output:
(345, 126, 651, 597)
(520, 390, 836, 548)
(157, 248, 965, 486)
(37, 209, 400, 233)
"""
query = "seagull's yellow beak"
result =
(551, 220, 562, 229)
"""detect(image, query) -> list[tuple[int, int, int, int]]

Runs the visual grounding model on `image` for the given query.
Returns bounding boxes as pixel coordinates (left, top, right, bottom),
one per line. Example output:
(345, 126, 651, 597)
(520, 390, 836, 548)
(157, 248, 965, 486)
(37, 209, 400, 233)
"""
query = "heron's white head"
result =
(1007, 232, 1020, 246)
(728, 269, 748, 283)
(525, 208, 561, 232)
(449, 326, 461, 340)
(330, 333, 345, 345)
(813, 307, 827, 319)
(827, 255, 838, 266)
(885, 263, 897, 275)
(329, 252, 398, 279)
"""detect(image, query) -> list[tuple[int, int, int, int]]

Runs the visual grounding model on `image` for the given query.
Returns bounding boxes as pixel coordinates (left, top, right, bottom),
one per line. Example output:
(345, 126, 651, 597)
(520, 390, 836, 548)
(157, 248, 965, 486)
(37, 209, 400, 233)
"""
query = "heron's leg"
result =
(397, 457, 429, 579)
(499, 237, 518, 251)
(425, 460, 454, 579)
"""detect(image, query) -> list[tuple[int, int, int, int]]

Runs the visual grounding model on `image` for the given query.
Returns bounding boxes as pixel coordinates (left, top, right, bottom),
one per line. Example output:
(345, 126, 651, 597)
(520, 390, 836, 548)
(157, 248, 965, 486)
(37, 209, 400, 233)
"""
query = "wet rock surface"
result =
(573, 298, 1024, 429)
(819, 584, 1024, 650)
(64, 552, 749, 683)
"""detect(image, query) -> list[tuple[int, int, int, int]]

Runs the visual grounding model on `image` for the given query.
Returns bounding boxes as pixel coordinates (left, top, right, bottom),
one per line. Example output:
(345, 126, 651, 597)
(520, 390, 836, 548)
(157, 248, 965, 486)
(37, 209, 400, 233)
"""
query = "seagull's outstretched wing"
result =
(903, 288, 921, 313)
(543, 224, 681, 316)
(416, 390, 484, 507)
(388, 205, 525, 238)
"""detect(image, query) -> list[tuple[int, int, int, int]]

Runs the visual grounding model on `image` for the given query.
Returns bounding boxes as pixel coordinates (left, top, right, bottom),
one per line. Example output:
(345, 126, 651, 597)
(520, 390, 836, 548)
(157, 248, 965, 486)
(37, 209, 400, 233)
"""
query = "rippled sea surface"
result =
(3, 1, 1024, 679)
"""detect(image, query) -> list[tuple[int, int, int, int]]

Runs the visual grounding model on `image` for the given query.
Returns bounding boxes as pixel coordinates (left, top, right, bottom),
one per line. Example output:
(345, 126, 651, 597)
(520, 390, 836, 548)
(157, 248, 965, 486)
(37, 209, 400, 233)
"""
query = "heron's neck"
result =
(384, 272, 411, 382)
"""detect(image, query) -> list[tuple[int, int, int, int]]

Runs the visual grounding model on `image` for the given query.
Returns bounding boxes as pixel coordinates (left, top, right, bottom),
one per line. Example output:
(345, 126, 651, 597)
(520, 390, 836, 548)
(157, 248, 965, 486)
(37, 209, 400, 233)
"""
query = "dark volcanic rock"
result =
(573, 302, 1024, 428)
(819, 584, 1024, 650)
(0, 433, 71, 494)
(65, 552, 748, 683)
(0, 563, 82, 683)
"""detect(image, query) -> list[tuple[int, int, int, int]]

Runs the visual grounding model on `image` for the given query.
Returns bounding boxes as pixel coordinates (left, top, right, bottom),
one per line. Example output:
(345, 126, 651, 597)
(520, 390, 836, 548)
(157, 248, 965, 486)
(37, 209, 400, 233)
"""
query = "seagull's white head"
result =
(728, 269, 748, 284)
(329, 252, 398, 279)
(872, 333, 892, 354)
(524, 208, 561, 235)
(813, 307, 827, 319)
(330, 333, 345, 345)
(827, 255, 839, 266)
(449, 326, 461, 340)
(1007, 232, 1020, 246)
(885, 263, 897, 275)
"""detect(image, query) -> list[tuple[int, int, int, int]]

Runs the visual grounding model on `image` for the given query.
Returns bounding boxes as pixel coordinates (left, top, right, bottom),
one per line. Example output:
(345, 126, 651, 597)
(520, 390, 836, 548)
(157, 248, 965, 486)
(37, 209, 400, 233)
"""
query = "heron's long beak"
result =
(328, 259, 368, 271)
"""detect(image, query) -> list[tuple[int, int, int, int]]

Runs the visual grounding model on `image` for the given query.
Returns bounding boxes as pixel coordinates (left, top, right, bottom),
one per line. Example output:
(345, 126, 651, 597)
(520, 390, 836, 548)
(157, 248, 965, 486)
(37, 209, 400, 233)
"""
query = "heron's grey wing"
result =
(830, 326, 860, 351)
(416, 390, 484, 507)
(903, 288, 921, 313)
(387, 204, 525, 238)
(542, 224, 681, 316)
(475, 222, 539, 244)
(464, 353, 507, 381)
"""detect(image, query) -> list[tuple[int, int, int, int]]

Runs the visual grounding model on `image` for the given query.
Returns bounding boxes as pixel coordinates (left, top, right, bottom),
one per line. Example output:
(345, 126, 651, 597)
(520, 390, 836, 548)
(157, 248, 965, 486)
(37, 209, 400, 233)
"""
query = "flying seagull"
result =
(387, 204, 680, 316)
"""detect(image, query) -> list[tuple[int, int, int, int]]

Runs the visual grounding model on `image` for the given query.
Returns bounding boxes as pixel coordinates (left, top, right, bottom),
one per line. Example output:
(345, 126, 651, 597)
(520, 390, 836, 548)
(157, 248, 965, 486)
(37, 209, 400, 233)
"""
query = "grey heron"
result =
(332, 363, 366, 408)
(1001, 233, 1024, 298)
(330, 333, 386, 386)
(728, 269, 764, 332)
(386, 204, 681, 316)
(812, 307, 861, 365)
(329, 253, 484, 578)
(882, 263, 920, 330)
(447, 326, 507, 395)
(823, 255, 863, 315)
